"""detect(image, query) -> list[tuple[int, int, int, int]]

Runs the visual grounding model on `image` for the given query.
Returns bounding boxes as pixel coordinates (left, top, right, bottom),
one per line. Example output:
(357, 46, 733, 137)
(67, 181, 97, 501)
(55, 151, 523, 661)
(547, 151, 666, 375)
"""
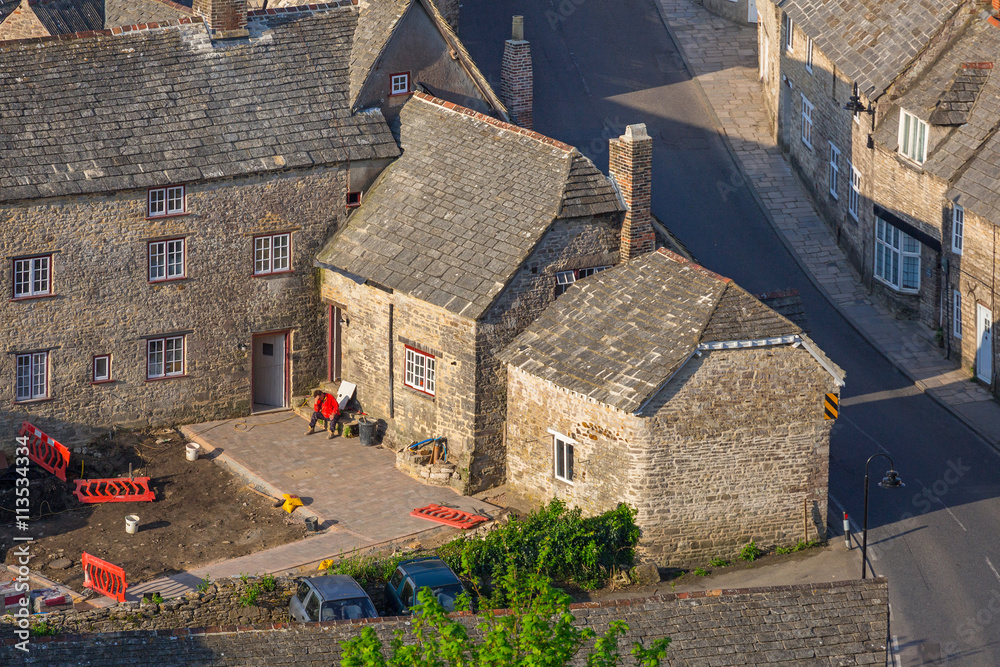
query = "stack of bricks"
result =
(193, 0, 248, 37)
(610, 124, 655, 260)
(500, 16, 533, 130)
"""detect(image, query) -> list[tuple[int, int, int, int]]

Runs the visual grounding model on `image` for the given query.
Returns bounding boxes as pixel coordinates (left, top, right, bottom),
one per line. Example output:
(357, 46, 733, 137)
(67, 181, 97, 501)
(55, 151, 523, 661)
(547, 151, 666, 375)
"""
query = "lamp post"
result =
(861, 453, 904, 579)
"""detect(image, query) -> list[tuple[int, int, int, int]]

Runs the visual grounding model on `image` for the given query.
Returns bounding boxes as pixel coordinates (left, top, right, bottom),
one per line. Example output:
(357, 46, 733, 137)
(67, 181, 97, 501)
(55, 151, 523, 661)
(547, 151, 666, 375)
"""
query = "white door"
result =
(977, 304, 993, 383)
(748, 0, 758, 23)
(253, 332, 287, 409)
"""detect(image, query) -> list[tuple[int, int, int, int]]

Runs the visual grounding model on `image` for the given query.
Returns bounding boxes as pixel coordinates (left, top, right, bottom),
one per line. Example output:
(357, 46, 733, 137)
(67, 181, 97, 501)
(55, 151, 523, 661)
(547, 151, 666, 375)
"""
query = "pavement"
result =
(651, 0, 1000, 446)
(123, 413, 497, 601)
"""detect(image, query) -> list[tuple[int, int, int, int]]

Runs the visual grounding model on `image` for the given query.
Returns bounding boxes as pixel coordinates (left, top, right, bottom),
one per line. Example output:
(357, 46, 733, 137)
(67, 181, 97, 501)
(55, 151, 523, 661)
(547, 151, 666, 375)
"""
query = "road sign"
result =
(824, 393, 839, 420)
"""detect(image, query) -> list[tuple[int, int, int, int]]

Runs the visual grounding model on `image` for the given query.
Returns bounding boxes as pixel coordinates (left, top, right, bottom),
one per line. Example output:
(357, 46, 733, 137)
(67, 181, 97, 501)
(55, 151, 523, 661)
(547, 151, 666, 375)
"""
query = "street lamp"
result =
(861, 453, 904, 579)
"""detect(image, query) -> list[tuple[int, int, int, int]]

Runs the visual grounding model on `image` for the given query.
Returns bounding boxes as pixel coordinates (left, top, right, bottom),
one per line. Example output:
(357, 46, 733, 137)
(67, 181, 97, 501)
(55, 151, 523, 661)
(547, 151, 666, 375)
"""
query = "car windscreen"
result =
(425, 583, 465, 612)
(320, 597, 377, 621)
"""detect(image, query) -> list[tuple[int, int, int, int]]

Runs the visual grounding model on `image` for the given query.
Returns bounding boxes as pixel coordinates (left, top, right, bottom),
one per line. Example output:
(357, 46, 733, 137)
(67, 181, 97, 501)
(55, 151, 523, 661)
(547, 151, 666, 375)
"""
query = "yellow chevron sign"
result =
(824, 393, 839, 420)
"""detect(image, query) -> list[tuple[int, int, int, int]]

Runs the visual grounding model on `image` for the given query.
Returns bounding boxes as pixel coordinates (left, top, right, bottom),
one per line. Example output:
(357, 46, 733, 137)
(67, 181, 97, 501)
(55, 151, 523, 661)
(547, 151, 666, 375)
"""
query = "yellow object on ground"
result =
(318, 559, 335, 571)
(281, 494, 303, 514)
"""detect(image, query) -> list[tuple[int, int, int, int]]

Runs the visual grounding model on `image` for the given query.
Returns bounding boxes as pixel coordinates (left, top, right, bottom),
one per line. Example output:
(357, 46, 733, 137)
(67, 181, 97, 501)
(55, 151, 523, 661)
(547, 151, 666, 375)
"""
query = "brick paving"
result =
(653, 0, 1000, 445)
(126, 413, 496, 600)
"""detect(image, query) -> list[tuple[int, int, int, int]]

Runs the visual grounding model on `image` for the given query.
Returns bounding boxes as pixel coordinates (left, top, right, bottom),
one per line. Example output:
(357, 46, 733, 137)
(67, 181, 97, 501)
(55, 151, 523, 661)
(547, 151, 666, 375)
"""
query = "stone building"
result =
(757, 0, 1000, 393)
(0, 0, 195, 41)
(501, 249, 844, 564)
(0, 0, 502, 449)
(314, 94, 633, 494)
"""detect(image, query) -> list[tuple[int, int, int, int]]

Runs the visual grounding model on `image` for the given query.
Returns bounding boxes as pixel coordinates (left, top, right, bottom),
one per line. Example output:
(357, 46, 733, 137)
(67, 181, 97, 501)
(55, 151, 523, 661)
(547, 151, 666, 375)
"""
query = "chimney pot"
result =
(623, 123, 650, 141)
(512, 15, 524, 41)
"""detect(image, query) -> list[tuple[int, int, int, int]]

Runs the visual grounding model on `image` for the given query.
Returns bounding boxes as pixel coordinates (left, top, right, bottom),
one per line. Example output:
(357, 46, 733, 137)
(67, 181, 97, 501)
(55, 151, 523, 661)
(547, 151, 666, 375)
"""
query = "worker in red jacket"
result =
(305, 389, 341, 439)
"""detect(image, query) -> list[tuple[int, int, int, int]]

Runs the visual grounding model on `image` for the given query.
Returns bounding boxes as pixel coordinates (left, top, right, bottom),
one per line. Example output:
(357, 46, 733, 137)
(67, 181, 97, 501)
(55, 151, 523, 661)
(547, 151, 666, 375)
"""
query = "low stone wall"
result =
(396, 447, 458, 488)
(0, 577, 296, 635)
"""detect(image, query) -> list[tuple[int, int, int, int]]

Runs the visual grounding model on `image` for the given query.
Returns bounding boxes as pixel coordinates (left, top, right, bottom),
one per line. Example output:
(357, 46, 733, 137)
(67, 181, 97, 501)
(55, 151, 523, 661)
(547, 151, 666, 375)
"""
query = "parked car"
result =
(289, 575, 379, 622)
(384, 557, 467, 615)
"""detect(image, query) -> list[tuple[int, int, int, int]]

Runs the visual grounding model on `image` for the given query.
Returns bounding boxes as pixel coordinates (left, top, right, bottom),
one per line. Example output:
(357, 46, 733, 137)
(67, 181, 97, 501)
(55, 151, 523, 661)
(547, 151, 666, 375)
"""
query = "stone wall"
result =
(0, 577, 296, 635)
(0, 3, 49, 42)
(1, 167, 349, 452)
(701, 0, 752, 26)
(505, 345, 835, 566)
(756, 0, 781, 138)
(949, 208, 999, 392)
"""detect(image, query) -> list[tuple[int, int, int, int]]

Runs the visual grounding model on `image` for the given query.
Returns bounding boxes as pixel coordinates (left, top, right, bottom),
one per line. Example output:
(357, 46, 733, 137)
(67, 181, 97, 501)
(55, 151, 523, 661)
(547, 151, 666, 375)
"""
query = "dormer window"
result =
(390, 72, 410, 96)
(898, 110, 928, 164)
(148, 185, 185, 217)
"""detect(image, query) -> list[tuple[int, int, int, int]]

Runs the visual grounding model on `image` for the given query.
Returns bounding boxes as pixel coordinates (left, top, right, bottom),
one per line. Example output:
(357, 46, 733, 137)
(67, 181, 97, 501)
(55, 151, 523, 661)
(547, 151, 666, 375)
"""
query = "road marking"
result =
(914, 477, 968, 532)
(843, 415, 893, 457)
(985, 557, 1000, 585)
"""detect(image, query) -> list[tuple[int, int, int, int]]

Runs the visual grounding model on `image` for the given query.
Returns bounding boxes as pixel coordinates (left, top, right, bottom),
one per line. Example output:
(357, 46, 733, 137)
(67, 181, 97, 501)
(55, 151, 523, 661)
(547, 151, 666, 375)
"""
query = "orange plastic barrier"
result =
(19, 422, 70, 482)
(73, 477, 155, 503)
(81, 552, 128, 603)
(410, 504, 487, 530)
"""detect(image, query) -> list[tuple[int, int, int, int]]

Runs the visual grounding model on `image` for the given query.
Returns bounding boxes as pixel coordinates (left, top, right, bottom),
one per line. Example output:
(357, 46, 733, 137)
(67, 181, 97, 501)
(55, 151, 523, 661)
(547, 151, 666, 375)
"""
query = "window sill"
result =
(873, 276, 920, 295)
(388, 91, 413, 98)
(90, 380, 116, 386)
(148, 277, 188, 284)
(10, 294, 57, 302)
(146, 212, 190, 221)
(13, 397, 53, 405)
(554, 477, 575, 486)
(145, 374, 188, 383)
(252, 270, 295, 279)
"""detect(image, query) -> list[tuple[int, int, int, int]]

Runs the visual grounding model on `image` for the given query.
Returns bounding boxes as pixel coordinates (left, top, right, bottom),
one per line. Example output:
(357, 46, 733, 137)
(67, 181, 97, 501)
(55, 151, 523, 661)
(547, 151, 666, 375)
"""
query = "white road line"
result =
(985, 557, 1000, 585)
(843, 415, 893, 457)
(914, 477, 968, 532)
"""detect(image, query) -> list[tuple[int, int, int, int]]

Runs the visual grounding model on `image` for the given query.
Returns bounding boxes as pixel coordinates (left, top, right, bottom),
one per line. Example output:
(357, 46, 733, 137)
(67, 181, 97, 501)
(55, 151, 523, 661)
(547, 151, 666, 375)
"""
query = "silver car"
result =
(289, 575, 379, 622)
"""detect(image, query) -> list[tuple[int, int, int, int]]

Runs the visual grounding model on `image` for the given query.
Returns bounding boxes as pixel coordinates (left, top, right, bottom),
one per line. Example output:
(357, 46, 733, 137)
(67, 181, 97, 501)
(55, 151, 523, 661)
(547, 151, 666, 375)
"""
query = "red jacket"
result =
(313, 393, 340, 420)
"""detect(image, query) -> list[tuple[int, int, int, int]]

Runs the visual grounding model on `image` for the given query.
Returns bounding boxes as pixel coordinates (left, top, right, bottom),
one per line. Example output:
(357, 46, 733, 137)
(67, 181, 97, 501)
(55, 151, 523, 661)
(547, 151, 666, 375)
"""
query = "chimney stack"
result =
(610, 124, 655, 261)
(193, 0, 249, 38)
(501, 16, 533, 129)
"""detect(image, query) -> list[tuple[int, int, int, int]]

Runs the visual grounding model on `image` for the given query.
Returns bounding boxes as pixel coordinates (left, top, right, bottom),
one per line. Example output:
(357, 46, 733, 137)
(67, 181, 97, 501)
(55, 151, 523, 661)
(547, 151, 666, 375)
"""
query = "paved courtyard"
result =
(124, 413, 495, 600)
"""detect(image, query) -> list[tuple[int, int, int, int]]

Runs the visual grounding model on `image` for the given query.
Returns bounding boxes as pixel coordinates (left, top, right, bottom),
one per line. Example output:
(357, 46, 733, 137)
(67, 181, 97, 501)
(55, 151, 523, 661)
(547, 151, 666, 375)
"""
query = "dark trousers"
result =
(309, 411, 336, 432)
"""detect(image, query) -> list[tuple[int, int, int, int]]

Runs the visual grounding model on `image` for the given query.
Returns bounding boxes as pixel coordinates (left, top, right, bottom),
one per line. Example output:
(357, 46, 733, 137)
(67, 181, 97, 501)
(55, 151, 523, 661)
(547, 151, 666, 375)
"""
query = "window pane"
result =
(148, 340, 164, 377)
(555, 440, 565, 479)
(32, 352, 46, 397)
(33, 257, 49, 294)
(149, 242, 165, 280)
(165, 337, 183, 375)
(425, 356, 435, 394)
(13, 259, 29, 296)
(902, 114, 911, 155)
(565, 443, 573, 481)
(167, 240, 184, 278)
(405, 349, 415, 387)
(272, 234, 289, 271)
(149, 189, 165, 216)
(413, 353, 425, 388)
(94, 356, 109, 381)
(166, 186, 184, 214)
(902, 234, 919, 254)
(916, 121, 926, 162)
(902, 256, 919, 290)
(255, 237, 271, 275)
(954, 291, 962, 337)
(16, 355, 31, 400)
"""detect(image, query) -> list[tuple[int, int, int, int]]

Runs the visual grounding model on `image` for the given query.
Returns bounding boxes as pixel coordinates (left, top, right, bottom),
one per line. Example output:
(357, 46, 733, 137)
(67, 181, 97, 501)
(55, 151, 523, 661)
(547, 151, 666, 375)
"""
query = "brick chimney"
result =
(193, 0, 248, 38)
(501, 16, 533, 129)
(610, 124, 655, 261)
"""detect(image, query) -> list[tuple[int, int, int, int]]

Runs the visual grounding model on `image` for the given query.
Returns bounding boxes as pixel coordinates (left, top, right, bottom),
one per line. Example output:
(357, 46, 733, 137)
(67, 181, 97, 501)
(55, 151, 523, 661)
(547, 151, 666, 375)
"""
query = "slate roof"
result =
(0, 579, 890, 666)
(500, 249, 802, 413)
(778, 0, 965, 96)
(0, 0, 192, 37)
(315, 93, 622, 319)
(0, 5, 399, 203)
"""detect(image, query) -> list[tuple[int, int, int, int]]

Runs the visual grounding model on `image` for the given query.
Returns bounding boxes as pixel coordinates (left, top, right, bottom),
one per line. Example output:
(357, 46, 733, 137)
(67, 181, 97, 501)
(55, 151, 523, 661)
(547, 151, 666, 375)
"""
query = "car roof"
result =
(305, 575, 368, 601)
(398, 558, 462, 588)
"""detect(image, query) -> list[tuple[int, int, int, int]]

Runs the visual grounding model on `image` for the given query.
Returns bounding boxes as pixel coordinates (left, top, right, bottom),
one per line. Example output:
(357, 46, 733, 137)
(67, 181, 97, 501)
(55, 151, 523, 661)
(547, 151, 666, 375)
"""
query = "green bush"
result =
(709, 557, 729, 568)
(775, 546, 792, 555)
(739, 540, 764, 562)
(326, 552, 407, 589)
(693, 567, 708, 577)
(437, 499, 641, 592)
(239, 586, 260, 608)
(260, 574, 277, 592)
(30, 621, 58, 637)
(196, 577, 212, 593)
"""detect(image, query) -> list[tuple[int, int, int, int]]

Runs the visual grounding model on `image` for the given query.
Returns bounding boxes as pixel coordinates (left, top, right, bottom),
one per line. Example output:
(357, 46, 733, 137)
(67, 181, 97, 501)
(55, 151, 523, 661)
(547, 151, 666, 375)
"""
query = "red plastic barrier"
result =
(18, 422, 70, 482)
(73, 477, 155, 504)
(410, 504, 487, 530)
(81, 552, 128, 603)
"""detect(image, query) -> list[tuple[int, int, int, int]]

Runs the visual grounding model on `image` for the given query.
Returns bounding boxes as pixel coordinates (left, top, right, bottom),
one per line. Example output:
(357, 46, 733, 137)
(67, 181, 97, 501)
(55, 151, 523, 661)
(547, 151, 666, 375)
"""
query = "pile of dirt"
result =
(0, 429, 307, 591)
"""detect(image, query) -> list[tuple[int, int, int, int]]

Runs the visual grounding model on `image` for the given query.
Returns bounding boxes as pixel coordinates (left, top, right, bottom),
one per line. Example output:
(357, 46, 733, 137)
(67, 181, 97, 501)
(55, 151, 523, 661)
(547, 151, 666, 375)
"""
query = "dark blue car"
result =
(384, 557, 466, 615)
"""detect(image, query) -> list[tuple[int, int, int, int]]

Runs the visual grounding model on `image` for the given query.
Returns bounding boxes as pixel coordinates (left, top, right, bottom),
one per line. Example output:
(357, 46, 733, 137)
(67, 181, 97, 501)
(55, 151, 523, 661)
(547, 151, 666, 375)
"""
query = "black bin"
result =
(359, 418, 376, 447)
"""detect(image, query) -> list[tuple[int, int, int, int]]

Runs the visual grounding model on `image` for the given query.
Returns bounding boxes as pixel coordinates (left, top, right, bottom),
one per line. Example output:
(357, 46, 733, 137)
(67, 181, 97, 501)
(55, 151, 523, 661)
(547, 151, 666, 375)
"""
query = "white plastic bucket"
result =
(185, 443, 201, 461)
(125, 515, 140, 534)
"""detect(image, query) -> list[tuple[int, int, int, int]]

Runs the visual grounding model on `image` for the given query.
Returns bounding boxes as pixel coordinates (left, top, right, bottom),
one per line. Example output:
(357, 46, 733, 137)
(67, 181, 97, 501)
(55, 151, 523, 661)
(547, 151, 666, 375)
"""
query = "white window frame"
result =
(550, 430, 575, 484)
(760, 33, 769, 82)
(93, 354, 111, 383)
(555, 266, 610, 296)
(12, 255, 51, 298)
(953, 290, 963, 339)
(390, 72, 410, 96)
(806, 37, 814, 73)
(254, 233, 291, 276)
(800, 94, 814, 149)
(15, 351, 48, 402)
(148, 238, 185, 282)
(952, 205, 964, 255)
(148, 185, 185, 217)
(404, 346, 436, 396)
(828, 143, 840, 199)
(848, 163, 861, 220)
(147, 335, 185, 379)
(874, 217, 921, 293)
(784, 14, 794, 52)
(898, 110, 928, 164)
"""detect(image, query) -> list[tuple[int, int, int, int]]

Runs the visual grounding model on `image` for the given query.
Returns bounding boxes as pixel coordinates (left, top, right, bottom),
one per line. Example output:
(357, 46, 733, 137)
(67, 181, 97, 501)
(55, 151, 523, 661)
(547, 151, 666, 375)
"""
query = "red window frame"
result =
(15, 350, 49, 402)
(346, 191, 362, 208)
(253, 232, 292, 277)
(403, 345, 436, 396)
(11, 253, 54, 300)
(389, 72, 411, 96)
(147, 185, 186, 218)
(92, 354, 113, 384)
(147, 238, 186, 283)
(146, 335, 186, 381)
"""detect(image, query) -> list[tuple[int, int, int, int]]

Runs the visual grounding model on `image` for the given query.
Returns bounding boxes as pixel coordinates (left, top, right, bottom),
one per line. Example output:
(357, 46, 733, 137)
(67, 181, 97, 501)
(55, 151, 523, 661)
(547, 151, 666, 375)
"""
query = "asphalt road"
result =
(461, 1, 1000, 664)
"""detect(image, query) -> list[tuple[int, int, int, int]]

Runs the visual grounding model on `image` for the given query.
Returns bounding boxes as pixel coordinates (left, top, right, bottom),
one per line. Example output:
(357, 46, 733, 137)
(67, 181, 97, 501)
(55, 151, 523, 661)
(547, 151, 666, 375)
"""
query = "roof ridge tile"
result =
(0, 14, 198, 44)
